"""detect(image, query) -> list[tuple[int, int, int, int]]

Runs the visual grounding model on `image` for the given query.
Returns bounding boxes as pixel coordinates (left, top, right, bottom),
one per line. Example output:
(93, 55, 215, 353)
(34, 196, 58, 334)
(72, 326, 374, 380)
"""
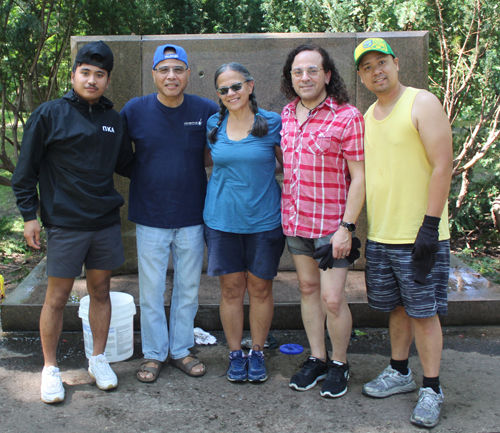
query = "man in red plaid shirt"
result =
(280, 44, 365, 398)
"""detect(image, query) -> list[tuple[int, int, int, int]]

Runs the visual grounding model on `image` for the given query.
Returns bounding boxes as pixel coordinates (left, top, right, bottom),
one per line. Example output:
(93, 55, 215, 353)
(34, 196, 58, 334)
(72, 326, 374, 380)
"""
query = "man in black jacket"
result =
(12, 41, 134, 404)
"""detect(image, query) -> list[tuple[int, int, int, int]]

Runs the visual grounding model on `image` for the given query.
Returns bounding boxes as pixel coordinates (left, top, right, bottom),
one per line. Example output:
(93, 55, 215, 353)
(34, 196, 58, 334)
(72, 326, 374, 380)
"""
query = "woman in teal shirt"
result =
(204, 63, 285, 383)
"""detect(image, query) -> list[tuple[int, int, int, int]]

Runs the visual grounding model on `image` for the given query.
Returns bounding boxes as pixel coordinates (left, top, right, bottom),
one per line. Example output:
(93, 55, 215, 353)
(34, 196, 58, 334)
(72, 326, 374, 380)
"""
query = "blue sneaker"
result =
(227, 350, 248, 382)
(248, 346, 268, 382)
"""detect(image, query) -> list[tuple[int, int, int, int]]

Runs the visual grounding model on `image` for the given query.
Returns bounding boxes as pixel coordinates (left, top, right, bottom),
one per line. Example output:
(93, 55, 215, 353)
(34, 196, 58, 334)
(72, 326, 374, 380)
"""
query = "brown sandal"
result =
(169, 354, 206, 377)
(136, 359, 164, 383)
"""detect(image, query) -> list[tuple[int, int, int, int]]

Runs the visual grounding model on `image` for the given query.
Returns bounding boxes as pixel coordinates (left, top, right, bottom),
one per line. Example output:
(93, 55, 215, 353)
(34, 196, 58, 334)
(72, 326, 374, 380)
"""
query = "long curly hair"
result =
(208, 63, 268, 144)
(280, 44, 349, 104)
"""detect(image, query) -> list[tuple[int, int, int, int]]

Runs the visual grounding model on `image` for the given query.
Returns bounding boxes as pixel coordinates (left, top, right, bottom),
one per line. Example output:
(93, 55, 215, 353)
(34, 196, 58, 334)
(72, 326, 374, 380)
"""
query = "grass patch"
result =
(1, 126, 23, 217)
(0, 215, 46, 292)
(0, 185, 19, 218)
(0, 216, 31, 257)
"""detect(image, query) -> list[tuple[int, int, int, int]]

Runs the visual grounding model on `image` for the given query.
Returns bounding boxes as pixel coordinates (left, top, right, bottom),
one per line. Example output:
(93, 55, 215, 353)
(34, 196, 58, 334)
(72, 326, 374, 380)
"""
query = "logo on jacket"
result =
(102, 126, 115, 133)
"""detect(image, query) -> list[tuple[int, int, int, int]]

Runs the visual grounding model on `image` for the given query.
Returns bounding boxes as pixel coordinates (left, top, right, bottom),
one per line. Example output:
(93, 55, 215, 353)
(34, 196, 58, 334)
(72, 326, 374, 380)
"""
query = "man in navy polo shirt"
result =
(121, 44, 218, 382)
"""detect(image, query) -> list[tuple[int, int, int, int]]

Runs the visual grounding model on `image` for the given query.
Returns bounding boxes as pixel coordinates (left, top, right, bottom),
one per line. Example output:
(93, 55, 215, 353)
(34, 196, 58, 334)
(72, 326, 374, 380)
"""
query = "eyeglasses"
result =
(154, 66, 188, 75)
(216, 80, 251, 95)
(290, 67, 324, 78)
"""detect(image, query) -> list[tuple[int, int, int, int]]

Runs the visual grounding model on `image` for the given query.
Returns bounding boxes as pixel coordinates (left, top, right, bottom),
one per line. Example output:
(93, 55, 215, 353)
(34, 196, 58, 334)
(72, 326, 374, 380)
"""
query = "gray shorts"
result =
(46, 224, 125, 278)
(286, 232, 350, 269)
(365, 239, 450, 318)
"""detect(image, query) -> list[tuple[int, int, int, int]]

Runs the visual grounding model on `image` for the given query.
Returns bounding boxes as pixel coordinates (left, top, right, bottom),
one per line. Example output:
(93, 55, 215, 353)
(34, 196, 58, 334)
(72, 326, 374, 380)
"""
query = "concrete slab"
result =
(2, 254, 500, 331)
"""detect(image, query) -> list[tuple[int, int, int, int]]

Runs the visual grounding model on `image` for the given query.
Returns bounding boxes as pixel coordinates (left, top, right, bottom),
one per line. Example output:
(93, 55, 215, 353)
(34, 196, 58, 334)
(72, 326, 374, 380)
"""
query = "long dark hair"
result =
(208, 63, 268, 144)
(280, 44, 349, 104)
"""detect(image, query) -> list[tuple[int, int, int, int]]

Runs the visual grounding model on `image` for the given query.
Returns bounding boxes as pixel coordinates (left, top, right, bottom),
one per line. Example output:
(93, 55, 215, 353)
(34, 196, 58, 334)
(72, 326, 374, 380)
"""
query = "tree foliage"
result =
(262, 0, 500, 233)
(0, 0, 84, 185)
(1, 0, 499, 236)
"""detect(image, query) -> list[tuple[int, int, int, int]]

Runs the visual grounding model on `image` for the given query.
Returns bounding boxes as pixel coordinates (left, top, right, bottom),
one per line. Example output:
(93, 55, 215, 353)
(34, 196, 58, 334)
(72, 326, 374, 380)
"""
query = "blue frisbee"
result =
(279, 344, 304, 355)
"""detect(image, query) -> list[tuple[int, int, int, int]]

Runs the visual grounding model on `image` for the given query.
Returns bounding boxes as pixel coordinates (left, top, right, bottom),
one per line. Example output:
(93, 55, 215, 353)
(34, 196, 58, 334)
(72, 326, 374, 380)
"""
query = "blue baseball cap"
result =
(152, 44, 189, 70)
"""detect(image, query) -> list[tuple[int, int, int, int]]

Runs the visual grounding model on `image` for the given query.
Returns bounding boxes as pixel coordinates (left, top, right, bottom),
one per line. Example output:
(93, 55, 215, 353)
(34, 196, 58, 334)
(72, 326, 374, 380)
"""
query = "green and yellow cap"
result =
(354, 38, 395, 69)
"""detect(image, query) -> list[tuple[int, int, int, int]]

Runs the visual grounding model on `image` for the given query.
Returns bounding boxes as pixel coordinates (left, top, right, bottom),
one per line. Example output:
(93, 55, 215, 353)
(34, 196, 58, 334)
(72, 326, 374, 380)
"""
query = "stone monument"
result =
(71, 31, 429, 273)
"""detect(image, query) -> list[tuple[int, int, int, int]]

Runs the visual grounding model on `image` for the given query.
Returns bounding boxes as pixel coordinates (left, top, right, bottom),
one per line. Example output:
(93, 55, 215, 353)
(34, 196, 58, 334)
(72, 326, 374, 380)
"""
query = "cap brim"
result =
(356, 49, 393, 69)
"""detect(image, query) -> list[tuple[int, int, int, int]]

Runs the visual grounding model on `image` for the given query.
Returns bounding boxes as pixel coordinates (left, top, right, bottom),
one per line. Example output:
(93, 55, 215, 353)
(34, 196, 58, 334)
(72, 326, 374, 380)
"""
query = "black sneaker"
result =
(289, 356, 329, 391)
(320, 360, 349, 398)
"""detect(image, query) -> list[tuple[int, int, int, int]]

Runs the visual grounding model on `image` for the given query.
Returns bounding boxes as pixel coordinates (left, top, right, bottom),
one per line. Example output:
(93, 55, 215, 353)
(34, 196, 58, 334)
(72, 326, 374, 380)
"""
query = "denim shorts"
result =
(365, 239, 450, 318)
(286, 233, 351, 268)
(204, 225, 286, 280)
(46, 224, 124, 278)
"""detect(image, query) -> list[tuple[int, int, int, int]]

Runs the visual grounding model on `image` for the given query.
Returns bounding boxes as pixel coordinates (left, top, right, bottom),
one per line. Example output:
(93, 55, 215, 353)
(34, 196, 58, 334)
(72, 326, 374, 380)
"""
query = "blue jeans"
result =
(136, 223, 204, 361)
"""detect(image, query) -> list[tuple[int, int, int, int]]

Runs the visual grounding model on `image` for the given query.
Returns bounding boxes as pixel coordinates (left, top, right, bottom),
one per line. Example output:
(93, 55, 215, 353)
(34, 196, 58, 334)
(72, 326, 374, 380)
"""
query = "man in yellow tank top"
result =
(354, 38, 453, 429)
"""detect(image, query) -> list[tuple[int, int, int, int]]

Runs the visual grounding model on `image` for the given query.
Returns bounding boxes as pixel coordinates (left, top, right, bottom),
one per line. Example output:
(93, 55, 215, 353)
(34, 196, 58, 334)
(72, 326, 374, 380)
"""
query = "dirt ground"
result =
(1, 327, 499, 433)
(2, 194, 500, 432)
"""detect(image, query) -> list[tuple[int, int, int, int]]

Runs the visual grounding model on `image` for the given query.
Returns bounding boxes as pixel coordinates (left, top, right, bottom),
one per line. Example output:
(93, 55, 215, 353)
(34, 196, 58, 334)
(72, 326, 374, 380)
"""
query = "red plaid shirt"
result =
(281, 96, 364, 238)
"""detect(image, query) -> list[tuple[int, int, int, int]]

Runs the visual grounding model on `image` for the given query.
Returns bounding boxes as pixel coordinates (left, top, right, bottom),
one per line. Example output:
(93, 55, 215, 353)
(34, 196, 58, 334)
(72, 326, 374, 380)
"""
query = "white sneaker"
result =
(41, 366, 65, 403)
(88, 354, 118, 390)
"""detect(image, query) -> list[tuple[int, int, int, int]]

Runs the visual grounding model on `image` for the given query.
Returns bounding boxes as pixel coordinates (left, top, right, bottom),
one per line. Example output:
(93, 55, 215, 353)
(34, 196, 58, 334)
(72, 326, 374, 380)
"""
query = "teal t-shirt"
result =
(204, 108, 282, 234)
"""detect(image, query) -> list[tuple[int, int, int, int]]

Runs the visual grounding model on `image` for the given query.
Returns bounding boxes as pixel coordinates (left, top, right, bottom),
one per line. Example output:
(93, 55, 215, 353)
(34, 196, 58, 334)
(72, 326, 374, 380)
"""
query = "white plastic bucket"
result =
(78, 292, 136, 363)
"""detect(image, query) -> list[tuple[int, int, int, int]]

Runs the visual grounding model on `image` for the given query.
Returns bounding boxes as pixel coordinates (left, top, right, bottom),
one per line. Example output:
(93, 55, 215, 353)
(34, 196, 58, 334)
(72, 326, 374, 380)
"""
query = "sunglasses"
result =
(217, 80, 251, 95)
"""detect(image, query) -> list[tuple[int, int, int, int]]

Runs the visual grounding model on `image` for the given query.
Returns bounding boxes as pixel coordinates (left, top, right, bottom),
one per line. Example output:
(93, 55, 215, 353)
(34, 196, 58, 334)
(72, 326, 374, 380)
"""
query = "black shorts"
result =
(46, 224, 125, 278)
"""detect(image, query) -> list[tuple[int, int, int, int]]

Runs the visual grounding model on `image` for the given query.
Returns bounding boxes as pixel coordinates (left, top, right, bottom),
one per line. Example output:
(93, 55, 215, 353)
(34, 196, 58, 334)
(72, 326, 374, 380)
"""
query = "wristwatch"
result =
(339, 221, 356, 232)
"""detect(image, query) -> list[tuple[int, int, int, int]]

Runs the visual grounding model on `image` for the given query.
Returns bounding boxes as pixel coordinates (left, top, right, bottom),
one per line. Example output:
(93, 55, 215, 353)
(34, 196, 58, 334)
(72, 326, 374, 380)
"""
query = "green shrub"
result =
(0, 216, 30, 257)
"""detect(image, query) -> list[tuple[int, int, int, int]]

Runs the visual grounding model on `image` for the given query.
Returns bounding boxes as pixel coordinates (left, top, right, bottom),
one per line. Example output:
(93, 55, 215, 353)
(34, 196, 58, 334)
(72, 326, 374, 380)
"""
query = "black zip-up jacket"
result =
(12, 90, 134, 230)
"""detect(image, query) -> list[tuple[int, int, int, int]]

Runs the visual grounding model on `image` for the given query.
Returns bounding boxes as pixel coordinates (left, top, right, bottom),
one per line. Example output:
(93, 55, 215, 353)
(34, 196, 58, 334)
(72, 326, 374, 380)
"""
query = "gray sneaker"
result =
(362, 366, 416, 398)
(410, 387, 444, 428)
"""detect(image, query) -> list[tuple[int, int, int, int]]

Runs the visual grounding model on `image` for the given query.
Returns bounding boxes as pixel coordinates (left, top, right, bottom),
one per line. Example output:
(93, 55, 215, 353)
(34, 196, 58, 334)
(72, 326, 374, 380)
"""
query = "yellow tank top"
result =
(364, 87, 450, 243)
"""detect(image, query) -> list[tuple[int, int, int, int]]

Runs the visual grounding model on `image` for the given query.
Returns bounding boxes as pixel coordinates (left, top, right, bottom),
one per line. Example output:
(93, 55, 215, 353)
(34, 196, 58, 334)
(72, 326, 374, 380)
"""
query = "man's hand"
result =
(412, 215, 440, 284)
(331, 228, 352, 260)
(313, 237, 362, 271)
(24, 219, 41, 249)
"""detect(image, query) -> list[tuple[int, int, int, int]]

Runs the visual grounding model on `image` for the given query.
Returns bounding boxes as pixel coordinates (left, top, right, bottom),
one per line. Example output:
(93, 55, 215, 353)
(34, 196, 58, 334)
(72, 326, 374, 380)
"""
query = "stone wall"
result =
(71, 31, 429, 273)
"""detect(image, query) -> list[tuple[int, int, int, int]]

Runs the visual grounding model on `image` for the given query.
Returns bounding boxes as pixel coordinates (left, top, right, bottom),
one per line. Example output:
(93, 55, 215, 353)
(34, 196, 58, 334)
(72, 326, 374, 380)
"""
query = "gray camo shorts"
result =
(365, 239, 450, 318)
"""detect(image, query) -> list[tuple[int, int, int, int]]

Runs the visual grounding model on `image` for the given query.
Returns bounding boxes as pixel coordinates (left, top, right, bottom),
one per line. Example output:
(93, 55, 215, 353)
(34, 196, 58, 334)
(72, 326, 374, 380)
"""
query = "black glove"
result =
(347, 237, 362, 264)
(313, 237, 362, 270)
(313, 244, 334, 270)
(412, 215, 440, 284)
